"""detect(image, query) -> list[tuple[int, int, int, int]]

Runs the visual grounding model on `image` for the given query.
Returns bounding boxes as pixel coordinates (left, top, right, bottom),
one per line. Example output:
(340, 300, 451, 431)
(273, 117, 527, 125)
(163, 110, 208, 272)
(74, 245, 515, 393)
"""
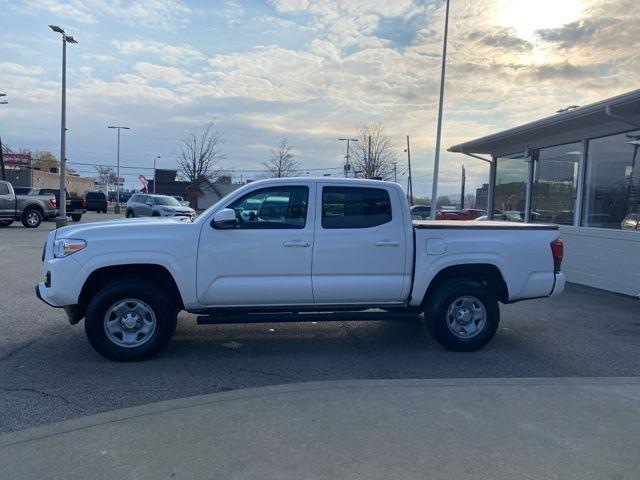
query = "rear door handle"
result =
(374, 240, 400, 247)
(283, 240, 311, 247)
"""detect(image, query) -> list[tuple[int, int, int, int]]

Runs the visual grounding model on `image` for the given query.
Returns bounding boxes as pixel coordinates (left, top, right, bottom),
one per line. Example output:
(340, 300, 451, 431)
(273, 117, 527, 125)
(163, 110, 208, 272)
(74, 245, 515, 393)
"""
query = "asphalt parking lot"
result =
(1, 212, 639, 434)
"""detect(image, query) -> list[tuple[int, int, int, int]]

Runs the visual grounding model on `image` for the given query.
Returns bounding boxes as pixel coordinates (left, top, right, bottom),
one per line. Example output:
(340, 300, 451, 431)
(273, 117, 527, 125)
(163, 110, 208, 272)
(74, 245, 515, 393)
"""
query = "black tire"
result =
(84, 279, 177, 361)
(71, 214, 82, 222)
(21, 208, 42, 228)
(125, 210, 134, 218)
(0, 220, 13, 227)
(424, 278, 499, 352)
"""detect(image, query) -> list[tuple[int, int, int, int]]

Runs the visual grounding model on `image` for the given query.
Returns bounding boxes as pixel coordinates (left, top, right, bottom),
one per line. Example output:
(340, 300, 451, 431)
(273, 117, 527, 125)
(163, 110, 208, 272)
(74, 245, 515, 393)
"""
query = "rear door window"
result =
(322, 187, 392, 229)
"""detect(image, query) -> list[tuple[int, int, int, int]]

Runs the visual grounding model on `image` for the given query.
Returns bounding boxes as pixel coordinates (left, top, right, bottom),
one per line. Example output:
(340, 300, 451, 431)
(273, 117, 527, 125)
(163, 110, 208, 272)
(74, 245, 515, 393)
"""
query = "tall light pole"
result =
(0, 93, 7, 181)
(430, 0, 450, 219)
(404, 135, 414, 204)
(338, 138, 358, 177)
(50, 25, 77, 228)
(108, 126, 130, 213)
(460, 164, 466, 209)
(153, 155, 160, 193)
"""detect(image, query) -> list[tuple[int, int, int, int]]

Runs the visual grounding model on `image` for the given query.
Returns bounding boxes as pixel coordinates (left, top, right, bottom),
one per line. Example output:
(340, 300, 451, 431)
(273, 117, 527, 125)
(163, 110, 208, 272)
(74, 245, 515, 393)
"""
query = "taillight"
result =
(82, 198, 87, 209)
(49, 198, 57, 208)
(550, 238, 563, 273)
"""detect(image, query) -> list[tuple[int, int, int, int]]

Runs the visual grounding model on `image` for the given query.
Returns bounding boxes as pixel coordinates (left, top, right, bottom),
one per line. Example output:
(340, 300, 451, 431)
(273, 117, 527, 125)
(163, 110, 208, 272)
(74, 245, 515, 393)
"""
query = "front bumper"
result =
(36, 284, 83, 324)
(35, 283, 56, 307)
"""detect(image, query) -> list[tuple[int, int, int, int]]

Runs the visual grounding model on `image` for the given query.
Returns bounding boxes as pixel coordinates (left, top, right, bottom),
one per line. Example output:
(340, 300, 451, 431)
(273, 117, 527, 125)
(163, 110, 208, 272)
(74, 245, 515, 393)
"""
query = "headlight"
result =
(161, 206, 174, 211)
(53, 238, 87, 258)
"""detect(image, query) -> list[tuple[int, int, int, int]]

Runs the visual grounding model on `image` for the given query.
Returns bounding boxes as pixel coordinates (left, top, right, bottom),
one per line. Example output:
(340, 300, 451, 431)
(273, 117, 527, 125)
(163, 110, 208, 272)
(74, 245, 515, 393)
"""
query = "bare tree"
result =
(263, 139, 299, 178)
(351, 123, 396, 180)
(95, 165, 118, 190)
(464, 193, 476, 209)
(176, 122, 225, 205)
(436, 195, 452, 207)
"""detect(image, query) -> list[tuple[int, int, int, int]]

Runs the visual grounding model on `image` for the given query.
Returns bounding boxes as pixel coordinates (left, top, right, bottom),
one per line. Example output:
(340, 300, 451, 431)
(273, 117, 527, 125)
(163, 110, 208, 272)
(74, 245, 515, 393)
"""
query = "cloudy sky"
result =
(1, 0, 638, 195)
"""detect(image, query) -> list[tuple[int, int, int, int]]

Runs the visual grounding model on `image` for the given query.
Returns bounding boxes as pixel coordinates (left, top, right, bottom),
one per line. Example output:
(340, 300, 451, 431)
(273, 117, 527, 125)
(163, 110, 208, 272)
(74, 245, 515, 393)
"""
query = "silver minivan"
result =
(125, 194, 195, 220)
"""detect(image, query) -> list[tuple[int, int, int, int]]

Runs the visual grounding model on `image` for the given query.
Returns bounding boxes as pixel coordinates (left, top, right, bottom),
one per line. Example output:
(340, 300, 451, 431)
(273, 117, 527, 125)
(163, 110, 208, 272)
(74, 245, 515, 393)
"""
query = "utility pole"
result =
(460, 164, 466, 209)
(153, 155, 160, 193)
(430, 0, 450, 219)
(50, 25, 77, 228)
(393, 162, 398, 182)
(368, 135, 372, 179)
(108, 125, 130, 214)
(0, 135, 4, 182)
(0, 93, 7, 181)
(338, 138, 358, 177)
(405, 135, 414, 205)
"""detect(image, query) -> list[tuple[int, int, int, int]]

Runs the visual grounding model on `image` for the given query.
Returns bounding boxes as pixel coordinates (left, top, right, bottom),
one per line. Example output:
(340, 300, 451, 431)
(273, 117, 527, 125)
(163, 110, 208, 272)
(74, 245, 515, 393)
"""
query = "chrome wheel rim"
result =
(445, 296, 487, 339)
(26, 211, 40, 226)
(103, 299, 157, 348)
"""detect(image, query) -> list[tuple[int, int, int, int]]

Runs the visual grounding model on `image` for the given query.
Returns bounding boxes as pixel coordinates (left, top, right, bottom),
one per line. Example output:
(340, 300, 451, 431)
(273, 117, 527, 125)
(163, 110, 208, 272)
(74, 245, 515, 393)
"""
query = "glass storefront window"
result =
(493, 154, 528, 221)
(531, 142, 581, 225)
(583, 130, 640, 230)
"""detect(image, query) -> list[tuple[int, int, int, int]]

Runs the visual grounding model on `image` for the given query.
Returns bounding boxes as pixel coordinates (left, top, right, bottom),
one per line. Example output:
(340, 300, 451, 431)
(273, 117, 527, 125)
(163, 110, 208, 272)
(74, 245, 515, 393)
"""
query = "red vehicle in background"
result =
(436, 209, 486, 220)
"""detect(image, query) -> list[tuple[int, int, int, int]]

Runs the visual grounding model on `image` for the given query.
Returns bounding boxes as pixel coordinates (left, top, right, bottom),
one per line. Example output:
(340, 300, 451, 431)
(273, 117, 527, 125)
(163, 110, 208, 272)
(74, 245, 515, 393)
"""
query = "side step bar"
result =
(196, 311, 421, 325)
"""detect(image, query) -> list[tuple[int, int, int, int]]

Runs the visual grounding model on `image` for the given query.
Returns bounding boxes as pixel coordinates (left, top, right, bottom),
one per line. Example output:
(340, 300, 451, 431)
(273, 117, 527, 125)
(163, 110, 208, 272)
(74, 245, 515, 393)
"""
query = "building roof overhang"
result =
(449, 88, 640, 158)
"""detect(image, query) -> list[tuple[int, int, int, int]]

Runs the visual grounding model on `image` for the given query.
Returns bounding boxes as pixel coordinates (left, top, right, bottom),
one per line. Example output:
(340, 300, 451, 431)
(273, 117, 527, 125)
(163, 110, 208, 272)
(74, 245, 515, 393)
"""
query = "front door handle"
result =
(283, 240, 311, 248)
(374, 240, 400, 247)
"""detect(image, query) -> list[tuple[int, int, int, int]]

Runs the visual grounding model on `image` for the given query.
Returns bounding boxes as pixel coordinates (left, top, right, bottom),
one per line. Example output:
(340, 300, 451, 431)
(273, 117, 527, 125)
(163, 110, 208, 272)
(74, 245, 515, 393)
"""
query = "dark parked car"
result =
(435, 209, 486, 221)
(30, 188, 86, 222)
(84, 191, 108, 213)
(0, 181, 57, 228)
(410, 205, 431, 219)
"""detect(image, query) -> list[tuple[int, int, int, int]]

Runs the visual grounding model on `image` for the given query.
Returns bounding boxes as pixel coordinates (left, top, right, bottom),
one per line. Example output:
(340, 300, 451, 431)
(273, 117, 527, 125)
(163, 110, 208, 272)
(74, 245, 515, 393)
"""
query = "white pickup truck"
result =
(36, 178, 565, 361)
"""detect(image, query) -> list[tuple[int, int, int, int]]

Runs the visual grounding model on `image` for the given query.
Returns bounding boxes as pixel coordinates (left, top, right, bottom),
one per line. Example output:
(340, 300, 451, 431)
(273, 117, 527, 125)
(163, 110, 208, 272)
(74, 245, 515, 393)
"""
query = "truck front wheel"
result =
(424, 278, 499, 352)
(84, 280, 177, 361)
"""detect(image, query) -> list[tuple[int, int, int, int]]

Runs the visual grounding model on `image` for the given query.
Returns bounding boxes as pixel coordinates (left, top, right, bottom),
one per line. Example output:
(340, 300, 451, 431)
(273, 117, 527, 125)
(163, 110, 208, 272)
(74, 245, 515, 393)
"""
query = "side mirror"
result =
(212, 208, 237, 229)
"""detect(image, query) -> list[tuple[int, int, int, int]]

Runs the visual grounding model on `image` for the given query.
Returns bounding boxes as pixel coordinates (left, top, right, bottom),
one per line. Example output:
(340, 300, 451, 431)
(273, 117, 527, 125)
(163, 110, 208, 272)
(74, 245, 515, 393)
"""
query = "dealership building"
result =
(450, 89, 640, 297)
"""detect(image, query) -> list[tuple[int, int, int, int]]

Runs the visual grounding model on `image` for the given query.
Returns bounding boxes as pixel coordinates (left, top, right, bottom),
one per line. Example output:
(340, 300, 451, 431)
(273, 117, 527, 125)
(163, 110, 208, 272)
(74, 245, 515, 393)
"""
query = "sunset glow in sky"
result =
(1, 0, 638, 196)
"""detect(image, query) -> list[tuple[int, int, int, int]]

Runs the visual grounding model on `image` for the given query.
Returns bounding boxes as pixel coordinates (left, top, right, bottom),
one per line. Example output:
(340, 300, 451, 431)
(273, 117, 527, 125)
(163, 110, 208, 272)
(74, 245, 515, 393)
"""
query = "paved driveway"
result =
(1, 213, 639, 433)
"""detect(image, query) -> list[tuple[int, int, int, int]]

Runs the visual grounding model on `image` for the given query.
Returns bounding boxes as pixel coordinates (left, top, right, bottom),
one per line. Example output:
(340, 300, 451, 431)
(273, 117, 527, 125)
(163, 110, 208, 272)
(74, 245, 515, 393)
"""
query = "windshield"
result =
(154, 196, 181, 206)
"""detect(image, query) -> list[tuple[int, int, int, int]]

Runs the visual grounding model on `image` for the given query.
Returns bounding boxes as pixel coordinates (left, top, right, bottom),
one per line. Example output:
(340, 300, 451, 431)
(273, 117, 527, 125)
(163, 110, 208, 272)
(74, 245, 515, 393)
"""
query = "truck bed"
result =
(413, 220, 559, 230)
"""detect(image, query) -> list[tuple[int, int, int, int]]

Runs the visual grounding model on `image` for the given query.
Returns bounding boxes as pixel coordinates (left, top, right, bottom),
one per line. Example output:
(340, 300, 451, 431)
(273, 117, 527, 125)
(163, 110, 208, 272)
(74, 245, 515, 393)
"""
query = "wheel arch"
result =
(420, 263, 509, 307)
(22, 202, 44, 215)
(78, 264, 185, 319)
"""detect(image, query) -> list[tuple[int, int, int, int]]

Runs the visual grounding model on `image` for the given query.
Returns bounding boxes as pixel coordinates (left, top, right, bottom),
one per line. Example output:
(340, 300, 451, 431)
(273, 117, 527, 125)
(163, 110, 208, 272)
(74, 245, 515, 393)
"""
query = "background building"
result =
(148, 169, 242, 210)
(450, 89, 640, 297)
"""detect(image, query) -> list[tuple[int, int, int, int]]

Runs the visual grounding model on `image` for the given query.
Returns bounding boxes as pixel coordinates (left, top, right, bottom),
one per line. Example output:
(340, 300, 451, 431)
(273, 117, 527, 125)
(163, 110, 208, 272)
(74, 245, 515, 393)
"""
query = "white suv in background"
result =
(125, 194, 195, 221)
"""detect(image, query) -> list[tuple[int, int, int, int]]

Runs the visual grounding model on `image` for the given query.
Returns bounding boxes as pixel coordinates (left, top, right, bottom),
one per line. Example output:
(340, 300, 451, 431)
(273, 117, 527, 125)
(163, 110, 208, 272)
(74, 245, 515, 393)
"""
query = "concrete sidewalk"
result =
(1, 377, 639, 479)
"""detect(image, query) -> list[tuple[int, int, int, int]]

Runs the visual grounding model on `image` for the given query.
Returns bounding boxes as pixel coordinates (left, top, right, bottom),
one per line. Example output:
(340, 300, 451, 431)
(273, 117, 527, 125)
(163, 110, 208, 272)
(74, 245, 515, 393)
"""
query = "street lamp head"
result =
(49, 25, 65, 34)
(65, 35, 78, 44)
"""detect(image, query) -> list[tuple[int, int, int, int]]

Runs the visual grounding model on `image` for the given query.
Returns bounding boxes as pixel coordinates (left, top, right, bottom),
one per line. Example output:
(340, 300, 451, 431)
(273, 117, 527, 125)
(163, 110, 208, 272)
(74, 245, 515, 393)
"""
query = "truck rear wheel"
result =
(424, 278, 499, 352)
(84, 279, 177, 361)
(21, 208, 42, 228)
